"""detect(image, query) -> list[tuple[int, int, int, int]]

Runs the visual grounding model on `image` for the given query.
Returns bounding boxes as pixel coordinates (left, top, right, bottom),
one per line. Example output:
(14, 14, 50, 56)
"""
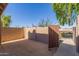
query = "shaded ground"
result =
(0, 38, 78, 56)
(54, 38, 77, 56)
(0, 39, 57, 56)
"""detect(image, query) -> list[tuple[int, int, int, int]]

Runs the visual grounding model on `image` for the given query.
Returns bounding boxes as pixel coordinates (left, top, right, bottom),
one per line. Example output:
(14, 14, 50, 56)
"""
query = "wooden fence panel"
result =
(48, 25, 59, 49)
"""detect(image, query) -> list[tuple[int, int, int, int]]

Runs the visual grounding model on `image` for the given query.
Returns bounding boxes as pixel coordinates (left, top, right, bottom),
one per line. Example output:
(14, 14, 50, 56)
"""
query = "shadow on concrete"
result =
(28, 29, 48, 44)
(0, 39, 56, 56)
(28, 29, 63, 44)
(75, 36, 79, 54)
(59, 40, 63, 44)
(0, 37, 77, 56)
(54, 42, 76, 56)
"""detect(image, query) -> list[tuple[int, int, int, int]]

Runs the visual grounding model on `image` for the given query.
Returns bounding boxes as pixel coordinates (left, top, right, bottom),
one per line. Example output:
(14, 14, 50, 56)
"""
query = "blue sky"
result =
(3, 3, 75, 28)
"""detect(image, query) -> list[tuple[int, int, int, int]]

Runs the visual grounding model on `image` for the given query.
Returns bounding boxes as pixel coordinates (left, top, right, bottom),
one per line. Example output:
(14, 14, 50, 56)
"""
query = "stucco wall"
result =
(24, 27, 36, 39)
(1, 28, 25, 42)
(24, 27, 48, 43)
(35, 27, 48, 43)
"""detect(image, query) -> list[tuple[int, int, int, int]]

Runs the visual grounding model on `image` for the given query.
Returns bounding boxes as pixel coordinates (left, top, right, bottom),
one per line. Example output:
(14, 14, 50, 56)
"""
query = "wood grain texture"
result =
(48, 25, 59, 49)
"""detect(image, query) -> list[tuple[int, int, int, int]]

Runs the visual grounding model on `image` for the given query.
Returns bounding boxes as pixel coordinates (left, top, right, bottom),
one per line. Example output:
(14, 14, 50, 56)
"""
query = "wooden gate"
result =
(48, 25, 59, 49)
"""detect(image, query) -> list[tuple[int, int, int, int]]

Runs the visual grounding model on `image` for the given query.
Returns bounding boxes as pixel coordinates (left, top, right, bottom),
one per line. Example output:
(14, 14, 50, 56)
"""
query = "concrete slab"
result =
(54, 38, 77, 56)
(0, 38, 78, 56)
(0, 40, 56, 56)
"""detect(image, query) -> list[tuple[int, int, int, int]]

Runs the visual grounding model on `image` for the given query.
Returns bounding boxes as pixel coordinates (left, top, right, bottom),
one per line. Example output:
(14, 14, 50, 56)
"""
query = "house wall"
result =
(76, 15, 79, 53)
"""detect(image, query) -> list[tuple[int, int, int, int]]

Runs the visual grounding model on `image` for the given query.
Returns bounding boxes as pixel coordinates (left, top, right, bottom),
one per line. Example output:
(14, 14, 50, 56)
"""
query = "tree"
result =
(52, 3, 79, 26)
(53, 3, 79, 52)
(1, 15, 11, 27)
(38, 18, 51, 27)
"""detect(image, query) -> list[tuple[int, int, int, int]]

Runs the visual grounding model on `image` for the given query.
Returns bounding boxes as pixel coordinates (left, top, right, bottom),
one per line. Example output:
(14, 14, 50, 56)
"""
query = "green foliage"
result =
(38, 18, 51, 27)
(1, 15, 11, 27)
(61, 32, 73, 38)
(52, 3, 79, 26)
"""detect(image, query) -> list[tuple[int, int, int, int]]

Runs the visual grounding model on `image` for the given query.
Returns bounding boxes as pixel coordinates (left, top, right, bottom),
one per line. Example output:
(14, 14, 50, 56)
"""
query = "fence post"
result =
(73, 27, 76, 42)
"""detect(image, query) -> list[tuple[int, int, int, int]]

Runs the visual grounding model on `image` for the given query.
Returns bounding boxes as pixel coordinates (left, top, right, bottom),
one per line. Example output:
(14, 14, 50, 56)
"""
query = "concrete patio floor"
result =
(0, 39, 57, 56)
(0, 38, 78, 56)
(54, 38, 77, 56)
